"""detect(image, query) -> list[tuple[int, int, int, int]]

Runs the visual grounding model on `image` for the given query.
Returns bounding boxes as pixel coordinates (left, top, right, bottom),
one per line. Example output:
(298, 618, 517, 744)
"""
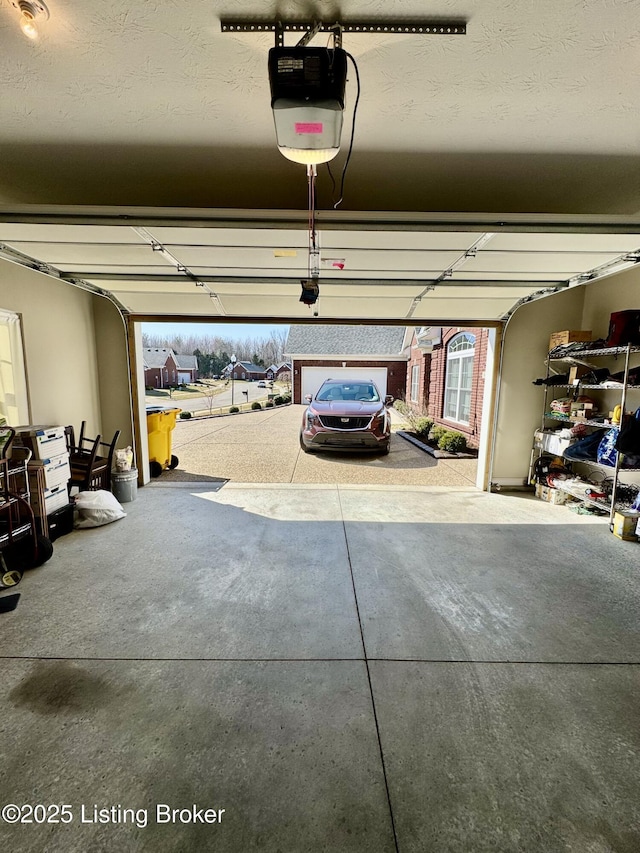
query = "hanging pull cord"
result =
(307, 163, 320, 279)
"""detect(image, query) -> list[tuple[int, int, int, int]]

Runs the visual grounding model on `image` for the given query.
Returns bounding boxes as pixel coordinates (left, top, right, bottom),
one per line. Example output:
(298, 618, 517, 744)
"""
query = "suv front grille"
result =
(319, 415, 371, 430)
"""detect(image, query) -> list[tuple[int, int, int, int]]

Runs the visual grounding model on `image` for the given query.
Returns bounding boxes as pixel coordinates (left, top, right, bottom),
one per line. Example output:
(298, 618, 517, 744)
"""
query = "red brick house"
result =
(265, 362, 292, 381)
(143, 348, 199, 388)
(404, 326, 489, 449)
(228, 361, 267, 381)
(143, 348, 179, 389)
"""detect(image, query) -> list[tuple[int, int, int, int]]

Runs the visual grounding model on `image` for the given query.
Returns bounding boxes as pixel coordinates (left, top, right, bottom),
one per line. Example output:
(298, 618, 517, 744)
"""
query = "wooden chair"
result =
(67, 422, 121, 492)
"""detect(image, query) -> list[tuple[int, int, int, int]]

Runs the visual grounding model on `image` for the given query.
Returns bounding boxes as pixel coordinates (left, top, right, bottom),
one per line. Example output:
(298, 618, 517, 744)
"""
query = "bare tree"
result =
(142, 327, 289, 366)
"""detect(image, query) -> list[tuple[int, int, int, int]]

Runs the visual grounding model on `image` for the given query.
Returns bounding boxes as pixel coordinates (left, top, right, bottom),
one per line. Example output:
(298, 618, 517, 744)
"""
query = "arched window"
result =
(443, 332, 475, 424)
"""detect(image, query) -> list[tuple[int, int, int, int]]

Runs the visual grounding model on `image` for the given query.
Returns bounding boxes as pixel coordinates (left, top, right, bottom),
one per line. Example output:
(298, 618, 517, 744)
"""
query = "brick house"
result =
(404, 326, 489, 449)
(285, 325, 407, 404)
(265, 362, 292, 381)
(229, 361, 267, 381)
(143, 348, 179, 389)
(143, 348, 199, 388)
(174, 353, 199, 384)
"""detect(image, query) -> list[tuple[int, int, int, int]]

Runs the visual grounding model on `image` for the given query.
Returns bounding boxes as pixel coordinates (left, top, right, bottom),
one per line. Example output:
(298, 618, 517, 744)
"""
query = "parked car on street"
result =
(299, 379, 392, 454)
(257, 380, 267, 388)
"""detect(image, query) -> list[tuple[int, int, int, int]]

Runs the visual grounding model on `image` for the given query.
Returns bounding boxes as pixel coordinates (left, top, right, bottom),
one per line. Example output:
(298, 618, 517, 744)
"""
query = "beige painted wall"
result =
(0, 259, 101, 431)
(492, 266, 640, 485)
(92, 296, 133, 450)
(491, 286, 586, 485)
(581, 265, 640, 337)
(0, 259, 132, 450)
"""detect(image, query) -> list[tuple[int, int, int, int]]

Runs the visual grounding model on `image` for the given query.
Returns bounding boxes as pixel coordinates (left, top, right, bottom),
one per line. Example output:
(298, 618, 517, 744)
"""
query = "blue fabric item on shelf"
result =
(597, 428, 618, 467)
(563, 431, 603, 462)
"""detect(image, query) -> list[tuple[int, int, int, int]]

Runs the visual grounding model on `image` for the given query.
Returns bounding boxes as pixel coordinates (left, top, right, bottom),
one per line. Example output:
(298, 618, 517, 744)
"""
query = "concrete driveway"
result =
(159, 405, 478, 486)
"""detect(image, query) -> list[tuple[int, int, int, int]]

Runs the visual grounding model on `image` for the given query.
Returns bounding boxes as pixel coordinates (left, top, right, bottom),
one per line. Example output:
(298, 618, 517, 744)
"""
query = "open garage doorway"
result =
(134, 320, 495, 491)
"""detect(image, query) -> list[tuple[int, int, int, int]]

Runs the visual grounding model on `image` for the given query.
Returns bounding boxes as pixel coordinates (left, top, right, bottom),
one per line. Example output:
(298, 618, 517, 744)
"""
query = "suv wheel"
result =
(299, 433, 312, 453)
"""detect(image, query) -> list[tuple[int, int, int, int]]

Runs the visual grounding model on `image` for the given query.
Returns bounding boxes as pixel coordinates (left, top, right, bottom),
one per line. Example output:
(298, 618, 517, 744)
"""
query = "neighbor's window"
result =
(443, 332, 475, 424)
(410, 364, 420, 403)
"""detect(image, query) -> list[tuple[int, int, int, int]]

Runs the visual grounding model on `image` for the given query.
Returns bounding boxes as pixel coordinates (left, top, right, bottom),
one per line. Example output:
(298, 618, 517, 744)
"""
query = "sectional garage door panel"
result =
(301, 367, 389, 401)
(2, 213, 640, 323)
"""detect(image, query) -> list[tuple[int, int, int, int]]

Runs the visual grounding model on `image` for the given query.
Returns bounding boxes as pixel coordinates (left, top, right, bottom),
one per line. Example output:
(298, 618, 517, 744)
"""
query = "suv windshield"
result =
(316, 383, 380, 403)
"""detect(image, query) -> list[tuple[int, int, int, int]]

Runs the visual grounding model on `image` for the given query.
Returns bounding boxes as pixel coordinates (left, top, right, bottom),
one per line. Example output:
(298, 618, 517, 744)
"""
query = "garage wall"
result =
(492, 265, 640, 486)
(92, 295, 133, 450)
(0, 259, 102, 432)
(491, 286, 586, 486)
(581, 265, 640, 338)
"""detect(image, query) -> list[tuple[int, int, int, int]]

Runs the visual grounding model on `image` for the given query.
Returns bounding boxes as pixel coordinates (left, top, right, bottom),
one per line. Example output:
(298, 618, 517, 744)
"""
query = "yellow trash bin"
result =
(146, 406, 181, 477)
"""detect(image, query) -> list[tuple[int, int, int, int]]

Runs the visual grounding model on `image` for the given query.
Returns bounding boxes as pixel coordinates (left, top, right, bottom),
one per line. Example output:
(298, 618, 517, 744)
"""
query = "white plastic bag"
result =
(74, 490, 126, 528)
(114, 446, 134, 472)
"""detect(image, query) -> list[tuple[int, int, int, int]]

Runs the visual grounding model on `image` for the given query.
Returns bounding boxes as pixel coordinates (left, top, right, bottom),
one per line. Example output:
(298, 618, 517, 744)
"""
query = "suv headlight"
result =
(371, 408, 388, 429)
(306, 410, 319, 428)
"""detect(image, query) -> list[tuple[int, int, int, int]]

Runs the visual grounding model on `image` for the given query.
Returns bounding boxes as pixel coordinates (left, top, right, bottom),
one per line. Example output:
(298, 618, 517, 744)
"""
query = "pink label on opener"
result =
(295, 122, 323, 134)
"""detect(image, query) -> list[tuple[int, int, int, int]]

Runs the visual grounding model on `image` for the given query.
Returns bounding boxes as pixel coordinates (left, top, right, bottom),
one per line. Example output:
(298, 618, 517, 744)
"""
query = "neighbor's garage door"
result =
(301, 367, 389, 400)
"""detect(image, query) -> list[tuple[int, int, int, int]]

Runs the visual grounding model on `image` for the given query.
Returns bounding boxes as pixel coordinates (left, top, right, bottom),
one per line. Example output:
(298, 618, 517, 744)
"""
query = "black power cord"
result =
(326, 50, 361, 208)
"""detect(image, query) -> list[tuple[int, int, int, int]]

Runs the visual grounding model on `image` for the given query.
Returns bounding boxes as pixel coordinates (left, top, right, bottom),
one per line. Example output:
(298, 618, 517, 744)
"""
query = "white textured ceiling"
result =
(0, 0, 639, 212)
(1, 2, 640, 323)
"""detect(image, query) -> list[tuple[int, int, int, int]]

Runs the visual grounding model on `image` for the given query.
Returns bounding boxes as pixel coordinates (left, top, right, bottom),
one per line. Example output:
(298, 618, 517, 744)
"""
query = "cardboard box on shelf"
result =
(535, 484, 569, 505)
(612, 511, 640, 541)
(568, 364, 592, 384)
(570, 401, 595, 418)
(549, 330, 592, 350)
(13, 425, 68, 460)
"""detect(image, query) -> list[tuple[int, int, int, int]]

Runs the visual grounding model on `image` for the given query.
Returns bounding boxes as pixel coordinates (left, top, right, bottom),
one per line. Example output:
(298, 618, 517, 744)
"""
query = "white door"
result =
(301, 367, 388, 401)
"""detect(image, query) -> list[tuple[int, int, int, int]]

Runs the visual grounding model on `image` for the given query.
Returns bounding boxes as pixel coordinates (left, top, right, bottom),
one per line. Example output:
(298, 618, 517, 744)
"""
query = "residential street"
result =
(145, 381, 282, 414)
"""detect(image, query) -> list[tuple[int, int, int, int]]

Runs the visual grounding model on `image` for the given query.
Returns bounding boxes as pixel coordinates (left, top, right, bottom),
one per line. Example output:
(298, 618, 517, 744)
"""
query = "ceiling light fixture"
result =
(11, 0, 49, 40)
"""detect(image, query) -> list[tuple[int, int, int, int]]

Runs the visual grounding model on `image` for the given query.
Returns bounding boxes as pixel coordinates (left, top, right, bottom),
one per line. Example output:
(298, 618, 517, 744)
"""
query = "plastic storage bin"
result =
(146, 407, 181, 478)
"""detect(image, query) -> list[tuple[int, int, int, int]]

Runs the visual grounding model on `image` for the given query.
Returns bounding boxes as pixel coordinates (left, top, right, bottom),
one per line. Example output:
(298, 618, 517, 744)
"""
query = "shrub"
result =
(394, 400, 410, 415)
(265, 401, 274, 408)
(430, 425, 448, 443)
(438, 431, 467, 453)
(274, 395, 285, 405)
(282, 394, 291, 403)
(229, 406, 239, 414)
(251, 401, 262, 410)
(412, 416, 433, 437)
(179, 411, 192, 419)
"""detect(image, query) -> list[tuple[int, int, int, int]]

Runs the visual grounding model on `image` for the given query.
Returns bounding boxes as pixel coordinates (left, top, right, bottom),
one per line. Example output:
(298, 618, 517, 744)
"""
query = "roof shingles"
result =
(285, 325, 405, 356)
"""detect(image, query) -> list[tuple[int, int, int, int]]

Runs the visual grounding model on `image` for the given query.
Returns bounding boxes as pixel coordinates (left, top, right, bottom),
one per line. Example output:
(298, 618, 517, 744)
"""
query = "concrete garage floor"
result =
(163, 405, 479, 486)
(1, 481, 639, 852)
